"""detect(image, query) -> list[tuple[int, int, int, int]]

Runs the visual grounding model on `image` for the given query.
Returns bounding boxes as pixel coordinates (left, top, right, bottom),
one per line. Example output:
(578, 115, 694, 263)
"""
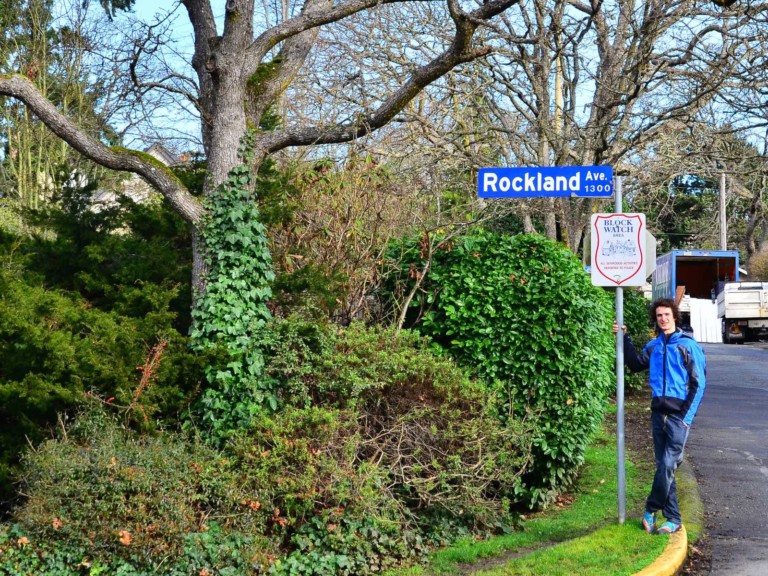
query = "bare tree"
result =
(626, 119, 768, 257)
(0, 0, 525, 300)
(390, 1, 768, 255)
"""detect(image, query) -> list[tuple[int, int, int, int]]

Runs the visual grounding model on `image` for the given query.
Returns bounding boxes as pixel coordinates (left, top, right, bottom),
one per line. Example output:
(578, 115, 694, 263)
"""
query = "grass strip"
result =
(389, 424, 669, 575)
(472, 523, 669, 576)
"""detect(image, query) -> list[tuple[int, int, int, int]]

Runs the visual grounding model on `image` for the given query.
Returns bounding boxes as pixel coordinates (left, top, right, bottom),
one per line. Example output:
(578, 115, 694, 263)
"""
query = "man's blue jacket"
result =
(623, 329, 706, 426)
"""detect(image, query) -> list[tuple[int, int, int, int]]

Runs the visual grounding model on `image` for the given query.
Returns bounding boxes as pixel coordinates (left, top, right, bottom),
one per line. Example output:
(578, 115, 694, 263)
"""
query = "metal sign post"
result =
(614, 176, 626, 525)
(588, 178, 649, 524)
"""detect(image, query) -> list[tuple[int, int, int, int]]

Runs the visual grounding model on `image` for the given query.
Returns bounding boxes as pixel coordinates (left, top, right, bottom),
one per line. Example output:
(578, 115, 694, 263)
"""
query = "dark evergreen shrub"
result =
(0, 188, 203, 510)
(0, 265, 208, 510)
(21, 186, 193, 331)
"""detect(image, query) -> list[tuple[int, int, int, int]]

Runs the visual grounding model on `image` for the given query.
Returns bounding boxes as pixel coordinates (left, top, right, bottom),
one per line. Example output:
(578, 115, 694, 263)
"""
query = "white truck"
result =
(718, 282, 768, 343)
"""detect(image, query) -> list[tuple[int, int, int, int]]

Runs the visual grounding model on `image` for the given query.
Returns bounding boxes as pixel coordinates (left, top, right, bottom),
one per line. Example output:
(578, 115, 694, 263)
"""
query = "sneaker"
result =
(657, 521, 681, 534)
(642, 511, 656, 533)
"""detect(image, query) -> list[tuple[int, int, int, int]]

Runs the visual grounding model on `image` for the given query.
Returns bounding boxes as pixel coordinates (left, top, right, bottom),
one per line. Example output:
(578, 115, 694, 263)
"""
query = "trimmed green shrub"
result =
(384, 232, 615, 508)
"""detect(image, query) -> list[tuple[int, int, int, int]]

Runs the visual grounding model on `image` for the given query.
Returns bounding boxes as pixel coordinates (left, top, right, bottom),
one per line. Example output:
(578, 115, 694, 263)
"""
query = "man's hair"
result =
(649, 297, 681, 326)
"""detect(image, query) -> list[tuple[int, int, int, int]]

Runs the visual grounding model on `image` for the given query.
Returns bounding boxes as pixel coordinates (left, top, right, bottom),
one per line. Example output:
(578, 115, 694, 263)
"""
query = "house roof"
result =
(144, 143, 179, 167)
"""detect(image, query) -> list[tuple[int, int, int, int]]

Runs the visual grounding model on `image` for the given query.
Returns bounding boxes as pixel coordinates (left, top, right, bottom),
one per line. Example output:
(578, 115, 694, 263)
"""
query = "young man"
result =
(614, 298, 706, 534)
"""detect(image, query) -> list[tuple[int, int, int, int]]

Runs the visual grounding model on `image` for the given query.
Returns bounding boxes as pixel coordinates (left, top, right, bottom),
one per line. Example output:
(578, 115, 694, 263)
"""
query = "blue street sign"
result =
(478, 165, 613, 198)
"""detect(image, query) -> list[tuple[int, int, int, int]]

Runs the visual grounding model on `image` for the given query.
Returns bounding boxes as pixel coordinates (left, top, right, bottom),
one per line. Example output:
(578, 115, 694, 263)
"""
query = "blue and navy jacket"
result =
(623, 329, 706, 426)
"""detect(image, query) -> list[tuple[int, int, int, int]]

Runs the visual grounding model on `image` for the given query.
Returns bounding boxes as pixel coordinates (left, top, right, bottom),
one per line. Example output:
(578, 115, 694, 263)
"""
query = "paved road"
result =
(686, 342, 768, 576)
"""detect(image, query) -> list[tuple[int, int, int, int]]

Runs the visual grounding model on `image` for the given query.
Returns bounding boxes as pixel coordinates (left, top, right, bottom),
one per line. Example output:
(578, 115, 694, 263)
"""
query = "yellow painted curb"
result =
(632, 524, 688, 576)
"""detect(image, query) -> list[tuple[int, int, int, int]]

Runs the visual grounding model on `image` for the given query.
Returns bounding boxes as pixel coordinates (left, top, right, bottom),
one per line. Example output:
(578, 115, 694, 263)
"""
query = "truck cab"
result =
(718, 282, 768, 343)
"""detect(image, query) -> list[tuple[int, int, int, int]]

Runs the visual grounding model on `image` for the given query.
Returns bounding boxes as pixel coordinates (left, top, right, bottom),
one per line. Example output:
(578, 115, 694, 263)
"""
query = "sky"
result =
(113, 1, 203, 151)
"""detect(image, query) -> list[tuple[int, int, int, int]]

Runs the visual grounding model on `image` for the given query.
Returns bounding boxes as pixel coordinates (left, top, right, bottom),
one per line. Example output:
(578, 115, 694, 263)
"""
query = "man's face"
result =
(656, 306, 676, 335)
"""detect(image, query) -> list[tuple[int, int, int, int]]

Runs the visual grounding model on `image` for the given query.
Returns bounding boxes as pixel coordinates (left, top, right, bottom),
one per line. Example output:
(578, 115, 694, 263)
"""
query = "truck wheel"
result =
(723, 322, 737, 344)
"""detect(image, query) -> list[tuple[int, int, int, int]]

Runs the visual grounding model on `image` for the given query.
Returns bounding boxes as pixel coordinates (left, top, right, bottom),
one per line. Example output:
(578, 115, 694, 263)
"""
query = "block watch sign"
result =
(590, 213, 646, 287)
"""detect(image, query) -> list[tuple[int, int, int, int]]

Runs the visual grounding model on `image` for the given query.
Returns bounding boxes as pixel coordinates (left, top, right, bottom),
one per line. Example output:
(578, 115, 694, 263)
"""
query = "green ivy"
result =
(188, 129, 276, 441)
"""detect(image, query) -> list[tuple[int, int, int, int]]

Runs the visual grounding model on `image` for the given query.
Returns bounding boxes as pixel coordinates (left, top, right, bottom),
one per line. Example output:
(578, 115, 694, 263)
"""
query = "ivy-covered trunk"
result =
(188, 131, 275, 440)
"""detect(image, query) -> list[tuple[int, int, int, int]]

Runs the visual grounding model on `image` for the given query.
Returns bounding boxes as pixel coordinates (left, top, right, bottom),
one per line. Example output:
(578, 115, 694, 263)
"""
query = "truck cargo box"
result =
(652, 250, 739, 302)
(651, 249, 739, 343)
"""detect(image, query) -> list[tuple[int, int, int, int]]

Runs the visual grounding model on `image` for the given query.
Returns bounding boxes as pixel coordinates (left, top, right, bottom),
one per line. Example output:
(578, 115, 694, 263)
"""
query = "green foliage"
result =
(275, 517, 427, 576)
(0, 521, 264, 575)
(622, 289, 651, 344)
(13, 407, 268, 570)
(0, 169, 208, 516)
(227, 319, 530, 574)
(189, 130, 275, 441)
(0, 263, 208, 507)
(249, 151, 348, 316)
(6, 320, 529, 575)
(20, 181, 193, 330)
(0, 200, 24, 235)
(0, 190, 207, 509)
(170, 153, 207, 196)
(384, 232, 615, 508)
(632, 176, 720, 252)
(621, 289, 651, 391)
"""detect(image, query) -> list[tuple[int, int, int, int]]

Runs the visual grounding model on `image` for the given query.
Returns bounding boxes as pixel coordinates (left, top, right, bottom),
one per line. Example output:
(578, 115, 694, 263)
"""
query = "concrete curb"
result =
(632, 524, 688, 576)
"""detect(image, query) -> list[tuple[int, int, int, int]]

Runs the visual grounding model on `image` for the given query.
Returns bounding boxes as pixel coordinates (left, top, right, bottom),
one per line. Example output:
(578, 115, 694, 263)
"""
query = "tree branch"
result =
(0, 74, 204, 225)
(259, 0, 520, 152)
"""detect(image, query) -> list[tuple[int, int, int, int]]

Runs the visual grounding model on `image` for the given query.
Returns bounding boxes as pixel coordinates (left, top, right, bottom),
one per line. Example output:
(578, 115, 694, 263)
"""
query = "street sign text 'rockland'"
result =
(478, 166, 613, 198)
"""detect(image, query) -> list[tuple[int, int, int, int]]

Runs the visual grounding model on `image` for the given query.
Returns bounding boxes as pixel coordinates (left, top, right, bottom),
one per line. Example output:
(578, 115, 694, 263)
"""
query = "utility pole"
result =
(720, 173, 727, 250)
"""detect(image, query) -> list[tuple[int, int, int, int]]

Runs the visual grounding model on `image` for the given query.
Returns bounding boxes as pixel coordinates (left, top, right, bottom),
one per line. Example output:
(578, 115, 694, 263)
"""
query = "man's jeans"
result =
(647, 411, 689, 525)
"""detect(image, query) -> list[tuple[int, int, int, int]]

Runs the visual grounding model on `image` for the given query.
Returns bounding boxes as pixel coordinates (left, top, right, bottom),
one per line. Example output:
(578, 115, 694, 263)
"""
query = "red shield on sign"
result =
(591, 213, 645, 286)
